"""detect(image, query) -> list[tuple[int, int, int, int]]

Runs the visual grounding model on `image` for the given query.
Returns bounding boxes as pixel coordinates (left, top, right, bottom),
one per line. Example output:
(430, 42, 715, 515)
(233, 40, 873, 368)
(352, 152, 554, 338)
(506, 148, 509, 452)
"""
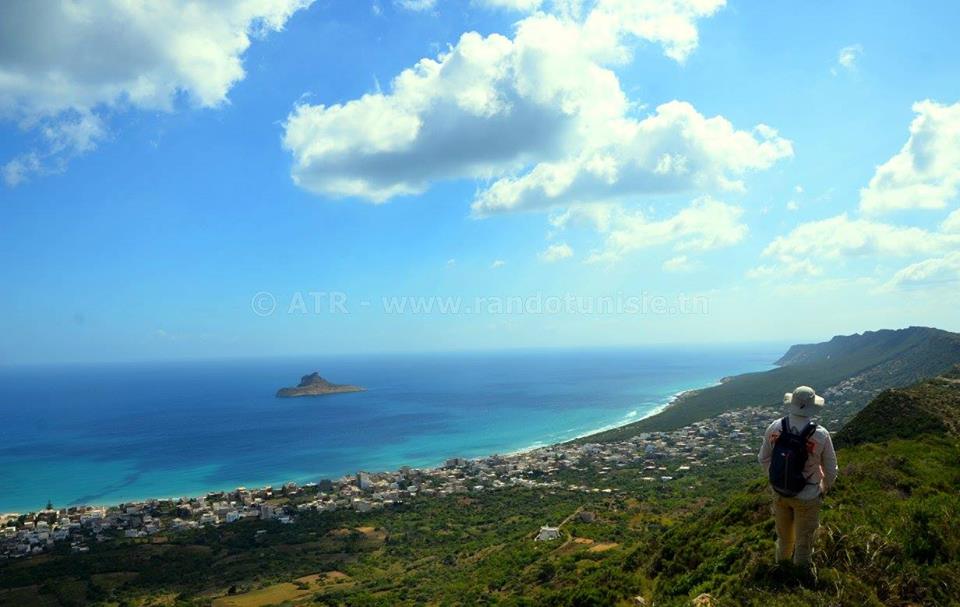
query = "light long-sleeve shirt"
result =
(758, 414, 838, 500)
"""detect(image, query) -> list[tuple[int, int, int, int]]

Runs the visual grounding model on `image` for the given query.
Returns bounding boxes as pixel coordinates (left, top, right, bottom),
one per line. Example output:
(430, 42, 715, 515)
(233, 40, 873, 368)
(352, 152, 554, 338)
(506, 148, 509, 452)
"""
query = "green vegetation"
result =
(639, 435, 960, 606)
(835, 367, 960, 447)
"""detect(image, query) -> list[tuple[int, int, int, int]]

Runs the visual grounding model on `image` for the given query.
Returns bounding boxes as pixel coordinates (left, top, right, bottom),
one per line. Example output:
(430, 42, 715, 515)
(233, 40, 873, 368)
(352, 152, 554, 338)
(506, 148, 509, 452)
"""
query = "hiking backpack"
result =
(768, 417, 817, 497)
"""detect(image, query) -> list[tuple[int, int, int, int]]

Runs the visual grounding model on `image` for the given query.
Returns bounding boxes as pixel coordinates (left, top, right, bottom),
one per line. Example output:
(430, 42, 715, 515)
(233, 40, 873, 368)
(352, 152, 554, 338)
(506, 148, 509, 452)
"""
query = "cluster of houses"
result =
(0, 484, 299, 559)
(2, 405, 778, 560)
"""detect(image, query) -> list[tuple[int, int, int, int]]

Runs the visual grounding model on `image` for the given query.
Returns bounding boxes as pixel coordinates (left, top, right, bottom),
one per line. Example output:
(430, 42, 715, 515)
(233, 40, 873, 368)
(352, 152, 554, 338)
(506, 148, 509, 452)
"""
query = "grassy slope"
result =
(835, 366, 960, 448)
(586, 327, 960, 441)
(638, 435, 960, 606)
(636, 374, 960, 606)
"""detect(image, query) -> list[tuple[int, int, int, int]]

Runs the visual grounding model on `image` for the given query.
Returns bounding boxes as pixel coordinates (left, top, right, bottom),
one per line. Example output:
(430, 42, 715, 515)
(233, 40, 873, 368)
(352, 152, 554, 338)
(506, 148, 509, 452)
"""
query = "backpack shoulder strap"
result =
(800, 422, 817, 440)
(780, 416, 790, 434)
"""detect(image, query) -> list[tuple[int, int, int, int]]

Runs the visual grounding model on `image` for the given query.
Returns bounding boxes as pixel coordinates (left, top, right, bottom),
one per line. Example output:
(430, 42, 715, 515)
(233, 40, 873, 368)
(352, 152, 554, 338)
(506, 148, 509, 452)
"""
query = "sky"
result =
(1, 0, 959, 365)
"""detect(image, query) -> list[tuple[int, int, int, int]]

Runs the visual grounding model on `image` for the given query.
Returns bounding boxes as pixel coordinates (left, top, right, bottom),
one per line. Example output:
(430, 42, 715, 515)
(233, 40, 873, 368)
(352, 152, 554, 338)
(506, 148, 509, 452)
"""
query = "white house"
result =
(535, 526, 561, 541)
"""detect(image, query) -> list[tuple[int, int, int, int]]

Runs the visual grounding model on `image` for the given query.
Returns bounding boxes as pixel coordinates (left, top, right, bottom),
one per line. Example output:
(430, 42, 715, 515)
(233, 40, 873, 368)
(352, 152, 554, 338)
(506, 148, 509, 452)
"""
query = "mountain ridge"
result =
(584, 326, 960, 442)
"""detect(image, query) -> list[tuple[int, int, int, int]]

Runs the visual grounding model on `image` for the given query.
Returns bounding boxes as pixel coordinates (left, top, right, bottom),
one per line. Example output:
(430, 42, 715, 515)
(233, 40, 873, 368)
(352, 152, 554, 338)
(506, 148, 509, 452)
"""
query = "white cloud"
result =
(882, 252, 960, 291)
(549, 203, 617, 232)
(491, 259, 507, 268)
(663, 254, 694, 272)
(794, 184, 803, 193)
(942, 208, 960, 233)
(2, 152, 41, 187)
(446, 258, 457, 267)
(472, 102, 791, 215)
(836, 44, 862, 71)
(538, 242, 574, 262)
(585, 0, 726, 63)
(786, 200, 799, 211)
(283, 2, 777, 207)
(754, 213, 960, 277)
(1, 1, 312, 115)
(3, 110, 107, 185)
(395, 0, 437, 11)
(574, 197, 747, 263)
(859, 100, 960, 214)
(1, 0, 312, 184)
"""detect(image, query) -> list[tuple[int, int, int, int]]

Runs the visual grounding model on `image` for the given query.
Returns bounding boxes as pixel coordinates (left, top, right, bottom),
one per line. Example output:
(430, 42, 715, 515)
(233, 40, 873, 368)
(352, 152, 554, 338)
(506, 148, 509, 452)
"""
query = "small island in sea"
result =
(276, 372, 365, 398)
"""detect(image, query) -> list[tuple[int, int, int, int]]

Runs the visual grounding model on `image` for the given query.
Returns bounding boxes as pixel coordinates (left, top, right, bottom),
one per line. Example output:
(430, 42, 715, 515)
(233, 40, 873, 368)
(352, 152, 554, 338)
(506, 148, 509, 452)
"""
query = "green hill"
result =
(834, 365, 960, 447)
(631, 372, 960, 606)
(587, 326, 960, 442)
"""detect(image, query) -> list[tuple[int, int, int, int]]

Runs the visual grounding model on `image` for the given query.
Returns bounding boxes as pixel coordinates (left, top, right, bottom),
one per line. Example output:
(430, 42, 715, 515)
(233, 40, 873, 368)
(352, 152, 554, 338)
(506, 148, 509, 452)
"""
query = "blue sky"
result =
(1, 0, 959, 364)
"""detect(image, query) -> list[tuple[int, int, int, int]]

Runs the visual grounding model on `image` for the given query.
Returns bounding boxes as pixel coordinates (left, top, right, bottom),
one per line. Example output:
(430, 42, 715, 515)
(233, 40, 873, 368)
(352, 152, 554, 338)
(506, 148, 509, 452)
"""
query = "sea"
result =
(0, 345, 783, 513)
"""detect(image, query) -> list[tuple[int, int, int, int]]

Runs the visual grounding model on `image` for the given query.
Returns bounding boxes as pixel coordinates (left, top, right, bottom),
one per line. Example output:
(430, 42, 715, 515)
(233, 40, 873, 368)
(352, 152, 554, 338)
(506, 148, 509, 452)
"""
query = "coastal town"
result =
(1, 405, 779, 560)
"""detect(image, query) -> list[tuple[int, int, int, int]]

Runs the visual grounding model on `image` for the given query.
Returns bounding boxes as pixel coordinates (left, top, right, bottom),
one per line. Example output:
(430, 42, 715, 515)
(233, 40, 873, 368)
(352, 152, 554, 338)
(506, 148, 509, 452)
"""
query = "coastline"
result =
(3, 378, 725, 517)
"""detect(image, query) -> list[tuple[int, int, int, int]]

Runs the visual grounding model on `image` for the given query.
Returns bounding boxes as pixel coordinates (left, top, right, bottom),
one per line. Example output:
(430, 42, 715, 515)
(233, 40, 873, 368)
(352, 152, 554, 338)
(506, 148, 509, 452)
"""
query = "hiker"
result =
(758, 386, 838, 566)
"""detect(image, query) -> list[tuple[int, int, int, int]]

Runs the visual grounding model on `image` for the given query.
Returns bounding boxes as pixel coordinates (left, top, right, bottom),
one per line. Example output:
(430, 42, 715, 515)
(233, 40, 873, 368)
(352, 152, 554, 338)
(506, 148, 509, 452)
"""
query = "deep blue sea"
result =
(0, 346, 782, 513)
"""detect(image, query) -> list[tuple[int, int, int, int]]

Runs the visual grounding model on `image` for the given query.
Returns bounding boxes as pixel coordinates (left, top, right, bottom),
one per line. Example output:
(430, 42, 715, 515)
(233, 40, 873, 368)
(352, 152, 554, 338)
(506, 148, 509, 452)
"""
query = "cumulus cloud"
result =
(882, 252, 960, 291)
(472, 102, 791, 215)
(490, 259, 507, 268)
(1, 0, 312, 184)
(859, 100, 960, 214)
(585, 0, 726, 63)
(752, 213, 960, 277)
(556, 197, 746, 264)
(538, 242, 574, 261)
(786, 200, 799, 211)
(283, 2, 780, 207)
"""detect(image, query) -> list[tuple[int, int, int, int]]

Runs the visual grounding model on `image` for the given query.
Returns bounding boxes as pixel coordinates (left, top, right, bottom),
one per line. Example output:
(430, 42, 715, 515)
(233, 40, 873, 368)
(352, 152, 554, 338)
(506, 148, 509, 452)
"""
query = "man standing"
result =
(758, 386, 838, 567)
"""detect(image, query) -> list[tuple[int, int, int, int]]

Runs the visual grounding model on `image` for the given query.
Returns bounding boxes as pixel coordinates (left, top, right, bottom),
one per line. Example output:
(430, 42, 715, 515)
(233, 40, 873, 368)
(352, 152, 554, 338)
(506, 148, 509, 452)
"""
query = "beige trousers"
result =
(772, 493, 821, 565)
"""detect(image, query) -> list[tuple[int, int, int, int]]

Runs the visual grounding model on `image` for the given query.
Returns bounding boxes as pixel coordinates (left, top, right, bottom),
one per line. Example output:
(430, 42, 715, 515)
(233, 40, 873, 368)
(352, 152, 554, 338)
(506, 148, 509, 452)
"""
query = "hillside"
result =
(834, 365, 960, 447)
(587, 326, 960, 442)
(635, 435, 960, 606)
(630, 371, 960, 606)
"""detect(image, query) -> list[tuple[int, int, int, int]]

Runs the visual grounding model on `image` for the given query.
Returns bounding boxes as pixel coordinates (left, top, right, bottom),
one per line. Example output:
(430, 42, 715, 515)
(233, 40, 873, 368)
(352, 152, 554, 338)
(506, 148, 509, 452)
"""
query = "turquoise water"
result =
(0, 346, 781, 513)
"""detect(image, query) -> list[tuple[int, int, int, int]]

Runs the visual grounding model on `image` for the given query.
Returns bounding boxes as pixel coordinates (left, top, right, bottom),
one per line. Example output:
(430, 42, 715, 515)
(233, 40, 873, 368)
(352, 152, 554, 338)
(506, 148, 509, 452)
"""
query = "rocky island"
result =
(276, 372, 364, 398)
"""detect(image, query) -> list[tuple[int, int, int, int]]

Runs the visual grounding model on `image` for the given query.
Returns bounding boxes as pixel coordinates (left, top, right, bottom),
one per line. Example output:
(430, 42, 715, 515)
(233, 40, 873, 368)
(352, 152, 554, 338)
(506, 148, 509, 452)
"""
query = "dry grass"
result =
(587, 542, 619, 553)
(211, 572, 352, 607)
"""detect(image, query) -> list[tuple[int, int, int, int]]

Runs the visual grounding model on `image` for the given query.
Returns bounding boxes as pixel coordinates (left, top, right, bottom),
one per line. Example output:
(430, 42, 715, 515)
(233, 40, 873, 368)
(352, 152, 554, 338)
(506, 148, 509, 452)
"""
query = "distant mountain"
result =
(587, 326, 960, 440)
(776, 326, 960, 369)
(834, 365, 960, 447)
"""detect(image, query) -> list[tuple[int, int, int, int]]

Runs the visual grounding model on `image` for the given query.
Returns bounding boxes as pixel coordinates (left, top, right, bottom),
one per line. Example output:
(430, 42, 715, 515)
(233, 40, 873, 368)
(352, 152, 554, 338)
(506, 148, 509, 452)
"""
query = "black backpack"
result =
(768, 417, 817, 497)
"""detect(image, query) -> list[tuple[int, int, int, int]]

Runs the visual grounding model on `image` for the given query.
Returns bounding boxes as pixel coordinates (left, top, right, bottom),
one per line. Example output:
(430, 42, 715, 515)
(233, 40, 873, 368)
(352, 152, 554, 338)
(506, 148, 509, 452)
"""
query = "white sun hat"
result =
(783, 385, 825, 417)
